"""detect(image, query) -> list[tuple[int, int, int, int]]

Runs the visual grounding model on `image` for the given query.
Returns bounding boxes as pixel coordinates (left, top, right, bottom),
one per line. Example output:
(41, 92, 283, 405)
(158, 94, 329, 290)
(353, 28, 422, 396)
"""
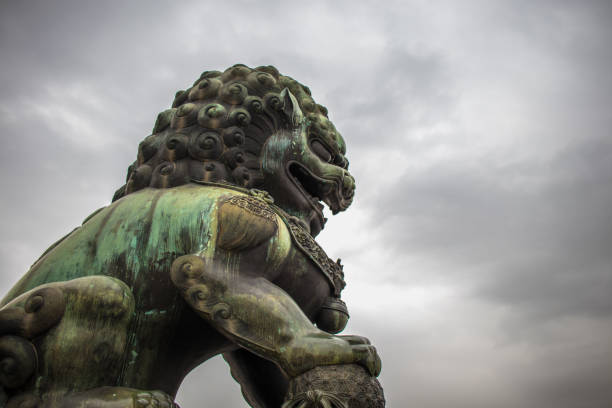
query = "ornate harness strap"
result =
(246, 188, 346, 297)
(191, 180, 346, 296)
(224, 195, 277, 221)
(281, 216, 346, 297)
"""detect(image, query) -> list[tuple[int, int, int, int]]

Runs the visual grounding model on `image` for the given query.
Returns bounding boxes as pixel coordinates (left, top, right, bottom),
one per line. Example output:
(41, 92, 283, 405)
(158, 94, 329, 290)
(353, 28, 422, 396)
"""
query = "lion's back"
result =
(1, 184, 227, 306)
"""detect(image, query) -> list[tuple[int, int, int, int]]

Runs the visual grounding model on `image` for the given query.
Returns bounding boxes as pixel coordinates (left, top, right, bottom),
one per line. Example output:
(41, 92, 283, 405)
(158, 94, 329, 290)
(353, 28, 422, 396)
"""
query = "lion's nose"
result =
(342, 172, 355, 199)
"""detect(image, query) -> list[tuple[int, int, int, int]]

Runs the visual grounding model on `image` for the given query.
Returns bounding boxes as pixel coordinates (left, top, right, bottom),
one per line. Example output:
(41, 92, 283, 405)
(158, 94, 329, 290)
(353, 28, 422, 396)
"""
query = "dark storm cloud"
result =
(1, 1, 611, 407)
(375, 134, 612, 316)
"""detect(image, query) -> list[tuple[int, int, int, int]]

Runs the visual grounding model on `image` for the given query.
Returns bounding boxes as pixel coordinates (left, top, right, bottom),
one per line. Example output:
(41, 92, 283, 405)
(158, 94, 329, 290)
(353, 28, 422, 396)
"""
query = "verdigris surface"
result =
(0, 64, 384, 408)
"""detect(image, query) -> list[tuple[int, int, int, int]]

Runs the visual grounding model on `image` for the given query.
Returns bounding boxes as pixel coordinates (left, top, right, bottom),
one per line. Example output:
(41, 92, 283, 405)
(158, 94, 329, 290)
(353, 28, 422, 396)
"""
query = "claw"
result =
(354, 344, 382, 377)
(336, 334, 370, 345)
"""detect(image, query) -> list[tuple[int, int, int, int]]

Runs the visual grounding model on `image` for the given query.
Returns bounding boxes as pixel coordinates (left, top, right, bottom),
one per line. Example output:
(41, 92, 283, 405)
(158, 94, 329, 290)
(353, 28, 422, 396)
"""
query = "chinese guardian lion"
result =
(0, 65, 384, 408)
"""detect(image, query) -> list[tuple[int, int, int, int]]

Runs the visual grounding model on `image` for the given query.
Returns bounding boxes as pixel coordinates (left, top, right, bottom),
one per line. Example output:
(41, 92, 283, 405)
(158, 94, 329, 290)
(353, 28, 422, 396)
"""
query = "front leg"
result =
(170, 255, 381, 378)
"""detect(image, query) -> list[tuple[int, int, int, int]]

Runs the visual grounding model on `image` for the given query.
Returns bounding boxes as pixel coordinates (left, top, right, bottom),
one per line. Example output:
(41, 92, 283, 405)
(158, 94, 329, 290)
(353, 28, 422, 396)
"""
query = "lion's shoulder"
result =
(216, 192, 284, 252)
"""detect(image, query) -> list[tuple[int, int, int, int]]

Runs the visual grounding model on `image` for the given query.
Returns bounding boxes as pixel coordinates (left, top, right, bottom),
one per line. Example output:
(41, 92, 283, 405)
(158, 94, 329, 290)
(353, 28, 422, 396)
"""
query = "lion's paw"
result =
(134, 391, 179, 408)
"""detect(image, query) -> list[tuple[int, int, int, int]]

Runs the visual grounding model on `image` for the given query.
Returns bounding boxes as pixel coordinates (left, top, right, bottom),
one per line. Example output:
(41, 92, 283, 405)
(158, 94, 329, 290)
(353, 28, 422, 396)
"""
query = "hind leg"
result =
(7, 387, 179, 408)
(58, 387, 178, 408)
(0, 276, 136, 406)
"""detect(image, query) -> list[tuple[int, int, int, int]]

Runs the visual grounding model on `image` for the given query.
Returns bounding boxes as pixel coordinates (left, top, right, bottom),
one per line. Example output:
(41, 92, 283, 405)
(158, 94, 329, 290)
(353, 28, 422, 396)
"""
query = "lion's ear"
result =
(280, 88, 304, 128)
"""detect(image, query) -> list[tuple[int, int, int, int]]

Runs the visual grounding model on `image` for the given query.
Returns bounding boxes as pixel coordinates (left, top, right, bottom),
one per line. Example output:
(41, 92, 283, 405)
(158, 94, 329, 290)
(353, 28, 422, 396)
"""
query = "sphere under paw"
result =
(283, 364, 385, 408)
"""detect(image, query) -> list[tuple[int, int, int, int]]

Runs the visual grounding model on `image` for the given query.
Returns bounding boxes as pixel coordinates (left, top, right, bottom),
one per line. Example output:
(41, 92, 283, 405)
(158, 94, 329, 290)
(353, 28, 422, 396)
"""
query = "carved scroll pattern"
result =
(285, 217, 346, 297)
(226, 195, 277, 221)
(237, 188, 346, 297)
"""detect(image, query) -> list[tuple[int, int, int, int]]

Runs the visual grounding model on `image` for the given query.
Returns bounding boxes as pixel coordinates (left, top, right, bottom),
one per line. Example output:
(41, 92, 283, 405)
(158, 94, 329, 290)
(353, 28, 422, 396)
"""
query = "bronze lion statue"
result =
(0, 64, 384, 408)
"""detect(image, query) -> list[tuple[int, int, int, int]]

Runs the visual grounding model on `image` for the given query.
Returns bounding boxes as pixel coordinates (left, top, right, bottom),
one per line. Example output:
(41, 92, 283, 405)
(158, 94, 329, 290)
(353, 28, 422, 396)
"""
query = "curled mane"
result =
(113, 64, 341, 201)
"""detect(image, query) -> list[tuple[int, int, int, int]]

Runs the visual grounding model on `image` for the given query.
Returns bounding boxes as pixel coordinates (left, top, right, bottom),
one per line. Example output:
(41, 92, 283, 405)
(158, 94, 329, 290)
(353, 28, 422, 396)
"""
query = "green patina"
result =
(0, 64, 383, 408)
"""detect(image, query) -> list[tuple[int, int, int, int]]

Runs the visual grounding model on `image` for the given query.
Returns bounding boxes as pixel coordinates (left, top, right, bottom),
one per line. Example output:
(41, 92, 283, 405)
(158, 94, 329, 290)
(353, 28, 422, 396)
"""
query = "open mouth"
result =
(287, 161, 346, 215)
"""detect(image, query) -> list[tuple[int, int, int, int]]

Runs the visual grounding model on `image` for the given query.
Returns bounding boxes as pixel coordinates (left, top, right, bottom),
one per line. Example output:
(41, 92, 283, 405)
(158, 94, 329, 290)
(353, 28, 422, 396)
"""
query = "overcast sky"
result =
(1, 1, 611, 407)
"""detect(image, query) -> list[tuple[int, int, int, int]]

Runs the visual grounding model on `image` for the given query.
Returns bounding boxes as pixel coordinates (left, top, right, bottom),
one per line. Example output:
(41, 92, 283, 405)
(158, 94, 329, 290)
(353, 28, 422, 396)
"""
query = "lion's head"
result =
(113, 64, 355, 236)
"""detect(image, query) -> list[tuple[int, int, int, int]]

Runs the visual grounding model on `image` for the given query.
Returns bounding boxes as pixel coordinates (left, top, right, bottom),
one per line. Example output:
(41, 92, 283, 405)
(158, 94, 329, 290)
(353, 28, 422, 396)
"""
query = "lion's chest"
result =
(272, 245, 332, 321)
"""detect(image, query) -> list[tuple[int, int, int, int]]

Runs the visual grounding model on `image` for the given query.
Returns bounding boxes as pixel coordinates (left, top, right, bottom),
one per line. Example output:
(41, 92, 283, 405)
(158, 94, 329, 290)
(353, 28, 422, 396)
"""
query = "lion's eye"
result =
(310, 140, 333, 163)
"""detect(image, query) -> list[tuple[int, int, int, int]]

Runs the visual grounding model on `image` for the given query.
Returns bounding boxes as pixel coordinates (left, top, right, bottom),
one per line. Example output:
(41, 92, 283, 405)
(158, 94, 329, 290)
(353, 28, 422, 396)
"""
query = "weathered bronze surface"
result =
(0, 65, 384, 407)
